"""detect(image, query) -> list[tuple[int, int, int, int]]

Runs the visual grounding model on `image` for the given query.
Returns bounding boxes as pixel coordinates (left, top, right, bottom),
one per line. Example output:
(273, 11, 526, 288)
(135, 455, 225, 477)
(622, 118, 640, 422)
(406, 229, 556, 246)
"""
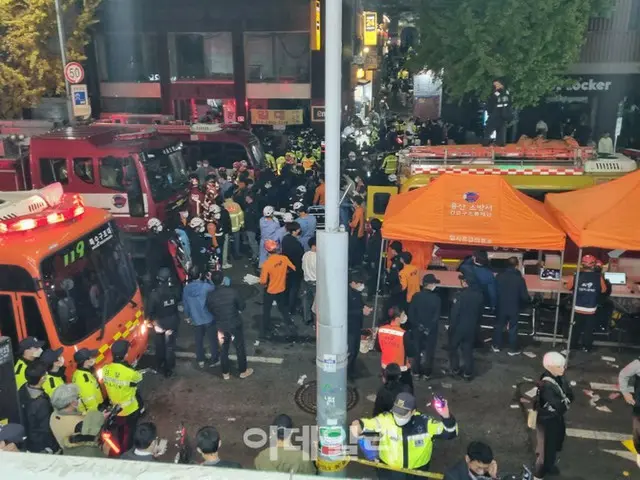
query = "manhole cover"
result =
(294, 380, 359, 415)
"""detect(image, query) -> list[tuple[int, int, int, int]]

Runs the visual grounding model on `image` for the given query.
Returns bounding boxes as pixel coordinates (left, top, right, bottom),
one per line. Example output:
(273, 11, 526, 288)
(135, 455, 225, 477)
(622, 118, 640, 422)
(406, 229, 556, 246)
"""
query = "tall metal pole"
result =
(564, 248, 583, 367)
(316, 0, 349, 476)
(551, 250, 566, 347)
(54, 0, 74, 123)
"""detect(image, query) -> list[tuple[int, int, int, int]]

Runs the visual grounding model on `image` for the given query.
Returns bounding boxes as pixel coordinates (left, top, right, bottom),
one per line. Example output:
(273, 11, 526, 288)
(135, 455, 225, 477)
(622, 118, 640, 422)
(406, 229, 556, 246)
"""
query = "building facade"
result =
(89, 0, 362, 127)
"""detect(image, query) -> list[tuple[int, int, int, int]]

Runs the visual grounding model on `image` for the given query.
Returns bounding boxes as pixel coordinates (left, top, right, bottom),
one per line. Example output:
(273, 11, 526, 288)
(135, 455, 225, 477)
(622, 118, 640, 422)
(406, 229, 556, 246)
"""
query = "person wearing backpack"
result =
(618, 359, 640, 468)
(531, 352, 574, 479)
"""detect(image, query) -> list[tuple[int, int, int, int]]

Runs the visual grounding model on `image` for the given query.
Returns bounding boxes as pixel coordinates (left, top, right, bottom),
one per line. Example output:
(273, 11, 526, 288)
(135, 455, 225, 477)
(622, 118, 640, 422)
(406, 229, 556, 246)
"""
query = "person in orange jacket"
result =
(259, 240, 296, 339)
(398, 252, 420, 310)
(313, 175, 326, 206)
(349, 197, 366, 267)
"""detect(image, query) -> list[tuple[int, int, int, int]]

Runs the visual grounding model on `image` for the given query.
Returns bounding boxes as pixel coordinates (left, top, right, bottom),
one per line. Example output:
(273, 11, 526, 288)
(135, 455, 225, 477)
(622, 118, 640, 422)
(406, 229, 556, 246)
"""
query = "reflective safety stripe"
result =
(95, 309, 144, 364)
(378, 327, 404, 337)
(442, 424, 457, 432)
(103, 376, 129, 387)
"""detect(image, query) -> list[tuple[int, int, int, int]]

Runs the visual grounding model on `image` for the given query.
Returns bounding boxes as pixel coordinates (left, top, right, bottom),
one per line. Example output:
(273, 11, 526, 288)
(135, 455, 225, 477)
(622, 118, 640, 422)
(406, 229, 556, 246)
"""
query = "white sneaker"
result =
(491, 346, 500, 353)
(239, 368, 254, 379)
(222, 373, 231, 380)
(223, 263, 233, 269)
(508, 350, 522, 357)
(636, 453, 640, 468)
(198, 361, 205, 368)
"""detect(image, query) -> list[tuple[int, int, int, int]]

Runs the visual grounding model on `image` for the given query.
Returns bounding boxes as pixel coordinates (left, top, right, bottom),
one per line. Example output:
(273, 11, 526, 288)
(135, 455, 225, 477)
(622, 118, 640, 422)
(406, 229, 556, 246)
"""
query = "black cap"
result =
(111, 339, 130, 359)
(74, 348, 99, 365)
(392, 392, 416, 417)
(40, 348, 64, 368)
(389, 241, 403, 253)
(0, 423, 26, 443)
(19, 336, 45, 353)
(422, 274, 441, 286)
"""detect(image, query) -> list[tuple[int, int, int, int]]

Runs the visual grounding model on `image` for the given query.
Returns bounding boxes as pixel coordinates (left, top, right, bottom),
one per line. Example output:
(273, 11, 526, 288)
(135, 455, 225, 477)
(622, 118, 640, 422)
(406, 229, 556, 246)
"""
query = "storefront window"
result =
(245, 32, 310, 83)
(97, 33, 160, 82)
(168, 33, 234, 81)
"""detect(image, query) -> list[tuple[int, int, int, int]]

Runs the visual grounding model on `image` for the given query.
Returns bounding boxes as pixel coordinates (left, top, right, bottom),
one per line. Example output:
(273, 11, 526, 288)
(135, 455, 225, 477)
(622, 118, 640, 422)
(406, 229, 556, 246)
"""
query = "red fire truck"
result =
(97, 115, 265, 170)
(0, 121, 189, 258)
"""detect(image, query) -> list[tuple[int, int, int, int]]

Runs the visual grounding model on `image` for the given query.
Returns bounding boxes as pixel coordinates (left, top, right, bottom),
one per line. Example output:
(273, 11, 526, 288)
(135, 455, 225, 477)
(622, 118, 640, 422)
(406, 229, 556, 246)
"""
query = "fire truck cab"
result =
(0, 183, 148, 374)
(0, 123, 189, 259)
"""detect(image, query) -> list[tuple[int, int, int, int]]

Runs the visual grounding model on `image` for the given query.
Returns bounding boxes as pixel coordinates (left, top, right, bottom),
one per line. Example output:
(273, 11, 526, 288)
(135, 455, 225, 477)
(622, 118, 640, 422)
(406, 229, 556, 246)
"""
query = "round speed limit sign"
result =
(64, 62, 85, 84)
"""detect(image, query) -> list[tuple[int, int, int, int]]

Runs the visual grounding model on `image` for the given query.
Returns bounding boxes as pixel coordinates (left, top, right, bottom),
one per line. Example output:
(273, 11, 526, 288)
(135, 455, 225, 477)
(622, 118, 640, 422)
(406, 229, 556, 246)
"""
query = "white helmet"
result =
(388, 174, 398, 183)
(283, 212, 294, 223)
(210, 204, 222, 219)
(189, 217, 206, 233)
(292, 202, 304, 212)
(263, 206, 274, 217)
(147, 217, 163, 233)
(296, 185, 307, 194)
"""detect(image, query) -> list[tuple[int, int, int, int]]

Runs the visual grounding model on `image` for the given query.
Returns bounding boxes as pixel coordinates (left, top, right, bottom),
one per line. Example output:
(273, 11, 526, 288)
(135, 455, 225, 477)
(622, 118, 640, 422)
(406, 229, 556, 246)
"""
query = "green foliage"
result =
(0, 0, 100, 118)
(412, 0, 615, 108)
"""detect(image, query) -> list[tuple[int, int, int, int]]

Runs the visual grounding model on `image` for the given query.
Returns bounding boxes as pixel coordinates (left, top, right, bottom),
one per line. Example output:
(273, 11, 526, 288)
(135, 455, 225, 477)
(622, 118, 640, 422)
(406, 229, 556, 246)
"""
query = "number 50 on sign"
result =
(64, 62, 85, 84)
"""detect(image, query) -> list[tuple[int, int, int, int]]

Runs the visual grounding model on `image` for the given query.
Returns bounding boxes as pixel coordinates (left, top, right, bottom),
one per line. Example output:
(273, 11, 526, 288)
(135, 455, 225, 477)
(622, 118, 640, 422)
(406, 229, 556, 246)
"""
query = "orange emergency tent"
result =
(545, 169, 640, 250)
(381, 174, 566, 251)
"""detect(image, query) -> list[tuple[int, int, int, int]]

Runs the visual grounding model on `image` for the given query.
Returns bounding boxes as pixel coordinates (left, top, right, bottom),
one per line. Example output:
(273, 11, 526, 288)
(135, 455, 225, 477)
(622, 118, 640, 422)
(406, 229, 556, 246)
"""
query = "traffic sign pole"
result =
(54, 0, 74, 123)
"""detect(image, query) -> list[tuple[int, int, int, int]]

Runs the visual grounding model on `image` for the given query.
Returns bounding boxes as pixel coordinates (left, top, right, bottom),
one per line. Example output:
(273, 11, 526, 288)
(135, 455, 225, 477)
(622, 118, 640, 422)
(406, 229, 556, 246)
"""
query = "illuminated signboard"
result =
(311, 0, 321, 50)
(363, 11, 377, 46)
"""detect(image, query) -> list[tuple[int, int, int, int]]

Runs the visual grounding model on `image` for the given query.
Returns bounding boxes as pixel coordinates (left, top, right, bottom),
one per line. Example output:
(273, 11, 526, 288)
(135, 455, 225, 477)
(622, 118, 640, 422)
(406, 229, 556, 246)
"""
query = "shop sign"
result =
(558, 79, 612, 92)
(250, 109, 304, 126)
(311, 106, 325, 122)
(363, 11, 378, 46)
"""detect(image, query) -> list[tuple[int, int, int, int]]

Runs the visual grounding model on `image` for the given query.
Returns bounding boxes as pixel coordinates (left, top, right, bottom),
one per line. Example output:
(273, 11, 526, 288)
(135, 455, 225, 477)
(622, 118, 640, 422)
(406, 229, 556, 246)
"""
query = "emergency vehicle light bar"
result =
(190, 123, 223, 134)
(0, 184, 85, 234)
(114, 128, 156, 141)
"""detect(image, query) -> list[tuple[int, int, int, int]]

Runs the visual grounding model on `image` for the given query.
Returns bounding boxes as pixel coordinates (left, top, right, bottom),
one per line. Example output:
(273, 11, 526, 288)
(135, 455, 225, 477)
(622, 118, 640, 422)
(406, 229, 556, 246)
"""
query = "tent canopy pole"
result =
(552, 250, 566, 347)
(371, 239, 387, 331)
(564, 247, 583, 367)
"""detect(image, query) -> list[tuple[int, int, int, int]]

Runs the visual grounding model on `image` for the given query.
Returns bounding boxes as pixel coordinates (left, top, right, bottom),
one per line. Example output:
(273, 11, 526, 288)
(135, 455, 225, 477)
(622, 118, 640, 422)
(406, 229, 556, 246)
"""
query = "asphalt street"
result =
(136, 261, 638, 479)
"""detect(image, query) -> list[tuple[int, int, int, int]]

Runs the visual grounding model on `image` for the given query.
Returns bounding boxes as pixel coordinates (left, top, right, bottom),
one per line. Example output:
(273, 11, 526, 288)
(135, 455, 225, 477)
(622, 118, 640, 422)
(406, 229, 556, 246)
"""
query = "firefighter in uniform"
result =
(351, 392, 458, 479)
(102, 339, 144, 452)
(72, 348, 104, 412)
(146, 267, 181, 377)
(377, 307, 413, 391)
(41, 348, 66, 398)
(398, 252, 420, 312)
(14, 337, 45, 390)
(381, 153, 398, 175)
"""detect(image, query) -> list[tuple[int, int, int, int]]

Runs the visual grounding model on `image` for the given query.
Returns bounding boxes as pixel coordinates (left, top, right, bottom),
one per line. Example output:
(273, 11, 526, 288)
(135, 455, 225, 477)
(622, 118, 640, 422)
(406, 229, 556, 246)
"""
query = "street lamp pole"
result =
(53, 0, 74, 123)
(315, 0, 349, 476)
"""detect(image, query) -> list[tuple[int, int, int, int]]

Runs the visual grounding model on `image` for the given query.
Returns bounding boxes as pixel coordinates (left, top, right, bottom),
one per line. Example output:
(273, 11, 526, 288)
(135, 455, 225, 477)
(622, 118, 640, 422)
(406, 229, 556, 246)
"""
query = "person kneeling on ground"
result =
(444, 441, 498, 479)
(254, 414, 317, 475)
(196, 425, 242, 468)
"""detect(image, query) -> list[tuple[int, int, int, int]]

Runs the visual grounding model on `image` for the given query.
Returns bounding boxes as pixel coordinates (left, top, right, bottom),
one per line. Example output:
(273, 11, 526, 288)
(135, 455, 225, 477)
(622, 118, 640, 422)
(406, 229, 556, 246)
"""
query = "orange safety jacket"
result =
(378, 324, 408, 371)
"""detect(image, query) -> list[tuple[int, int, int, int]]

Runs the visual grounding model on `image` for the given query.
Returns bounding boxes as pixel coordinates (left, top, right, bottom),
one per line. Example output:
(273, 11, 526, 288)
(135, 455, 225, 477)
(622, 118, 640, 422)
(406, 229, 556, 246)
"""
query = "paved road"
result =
(136, 262, 637, 479)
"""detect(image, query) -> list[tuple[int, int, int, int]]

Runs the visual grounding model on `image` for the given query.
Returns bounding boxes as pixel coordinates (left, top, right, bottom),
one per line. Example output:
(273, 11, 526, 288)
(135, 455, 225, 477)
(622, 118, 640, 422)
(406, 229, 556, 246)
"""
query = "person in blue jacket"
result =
(259, 206, 281, 267)
(293, 203, 316, 252)
(458, 250, 497, 310)
(182, 265, 218, 368)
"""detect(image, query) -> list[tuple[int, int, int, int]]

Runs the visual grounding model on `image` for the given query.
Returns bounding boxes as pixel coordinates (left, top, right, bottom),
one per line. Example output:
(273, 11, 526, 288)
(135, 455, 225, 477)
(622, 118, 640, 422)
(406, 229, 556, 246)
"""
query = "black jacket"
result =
(347, 286, 365, 337)
(366, 230, 382, 266)
(19, 385, 59, 453)
(219, 208, 232, 235)
(535, 371, 574, 423)
(147, 284, 181, 331)
(243, 203, 260, 233)
(444, 460, 473, 480)
(282, 234, 304, 274)
(372, 381, 412, 416)
(145, 232, 174, 279)
(449, 267, 485, 338)
(206, 286, 246, 332)
(408, 289, 441, 334)
(496, 266, 530, 314)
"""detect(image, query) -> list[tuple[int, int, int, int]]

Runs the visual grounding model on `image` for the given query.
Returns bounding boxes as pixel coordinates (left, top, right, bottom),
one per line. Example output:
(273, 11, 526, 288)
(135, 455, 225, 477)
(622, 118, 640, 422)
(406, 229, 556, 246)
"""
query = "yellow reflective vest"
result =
(301, 157, 316, 172)
(14, 358, 29, 390)
(360, 412, 458, 469)
(43, 373, 65, 398)
(224, 199, 245, 233)
(265, 153, 277, 171)
(102, 362, 142, 416)
(382, 155, 398, 174)
(276, 156, 286, 175)
(72, 368, 104, 413)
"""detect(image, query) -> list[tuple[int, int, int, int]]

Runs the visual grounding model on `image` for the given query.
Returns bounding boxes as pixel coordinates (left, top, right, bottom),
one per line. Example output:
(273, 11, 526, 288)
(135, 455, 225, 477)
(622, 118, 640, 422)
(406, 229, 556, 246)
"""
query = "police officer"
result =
(408, 274, 442, 380)
(72, 348, 104, 412)
(146, 267, 181, 377)
(351, 392, 458, 479)
(41, 348, 66, 398)
(483, 79, 512, 147)
(102, 339, 144, 452)
(14, 337, 45, 390)
(145, 217, 175, 282)
(381, 152, 398, 175)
